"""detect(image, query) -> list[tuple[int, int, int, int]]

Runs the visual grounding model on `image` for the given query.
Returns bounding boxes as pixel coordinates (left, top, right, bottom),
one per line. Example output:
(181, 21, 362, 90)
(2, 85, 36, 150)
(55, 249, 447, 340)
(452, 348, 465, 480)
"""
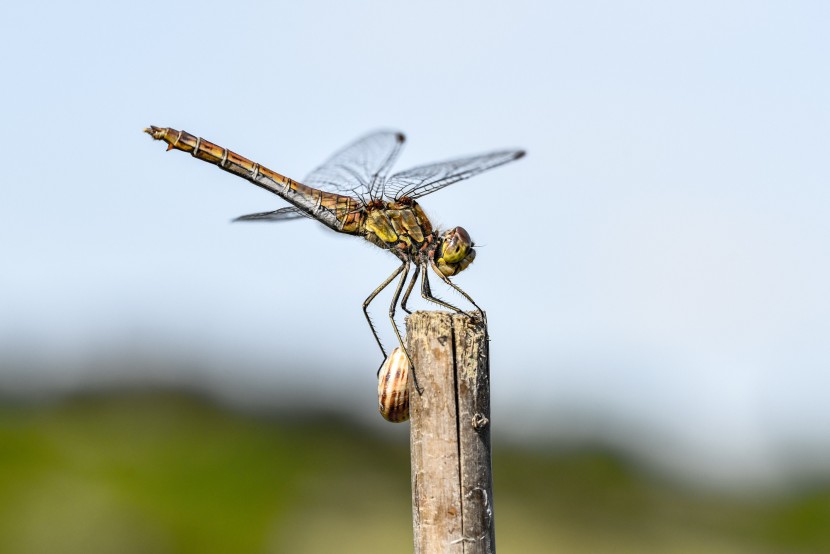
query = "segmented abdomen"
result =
(145, 126, 364, 234)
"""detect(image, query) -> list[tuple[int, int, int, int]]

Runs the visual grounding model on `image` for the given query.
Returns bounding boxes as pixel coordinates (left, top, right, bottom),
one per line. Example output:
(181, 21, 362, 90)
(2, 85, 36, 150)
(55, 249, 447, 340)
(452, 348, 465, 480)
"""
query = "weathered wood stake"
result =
(406, 311, 494, 554)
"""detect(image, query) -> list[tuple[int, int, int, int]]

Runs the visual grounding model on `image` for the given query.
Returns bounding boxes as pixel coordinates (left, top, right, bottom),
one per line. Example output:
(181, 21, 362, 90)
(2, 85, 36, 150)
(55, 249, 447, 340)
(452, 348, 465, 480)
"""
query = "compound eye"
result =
(440, 226, 472, 264)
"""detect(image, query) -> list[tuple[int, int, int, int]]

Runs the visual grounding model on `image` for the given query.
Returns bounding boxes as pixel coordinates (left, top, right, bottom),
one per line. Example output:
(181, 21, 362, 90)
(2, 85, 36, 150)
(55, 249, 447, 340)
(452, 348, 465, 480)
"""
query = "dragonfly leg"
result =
(419, 263, 468, 315)
(363, 261, 407, 360)
(387, 261, 424, 394)
(429, 259, 484, 321)
(400, 264, 420, 315)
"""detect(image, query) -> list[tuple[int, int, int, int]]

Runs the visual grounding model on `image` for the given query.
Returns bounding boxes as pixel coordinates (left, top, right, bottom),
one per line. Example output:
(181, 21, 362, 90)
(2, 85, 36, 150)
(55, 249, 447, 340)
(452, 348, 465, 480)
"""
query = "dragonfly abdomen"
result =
(144, 126, 363, 233)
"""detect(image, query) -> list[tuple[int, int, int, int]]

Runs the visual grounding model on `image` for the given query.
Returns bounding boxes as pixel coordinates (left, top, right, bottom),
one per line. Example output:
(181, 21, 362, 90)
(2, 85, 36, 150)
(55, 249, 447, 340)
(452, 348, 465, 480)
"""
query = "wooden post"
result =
(407, 311, 494, 554)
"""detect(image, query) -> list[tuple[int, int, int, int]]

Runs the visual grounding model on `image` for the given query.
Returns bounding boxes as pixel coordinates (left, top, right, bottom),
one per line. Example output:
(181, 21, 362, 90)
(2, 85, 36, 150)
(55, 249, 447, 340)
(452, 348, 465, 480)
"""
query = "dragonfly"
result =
(144, 126, 525, 391)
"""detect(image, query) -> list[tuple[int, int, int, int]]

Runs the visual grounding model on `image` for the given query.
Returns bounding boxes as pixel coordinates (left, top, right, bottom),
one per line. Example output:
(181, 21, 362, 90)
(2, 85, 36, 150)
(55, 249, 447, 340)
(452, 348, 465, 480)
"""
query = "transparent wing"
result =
(303, 130, 406, 202)
(385, 150, 525, 200)
(233, 206, 311, 222)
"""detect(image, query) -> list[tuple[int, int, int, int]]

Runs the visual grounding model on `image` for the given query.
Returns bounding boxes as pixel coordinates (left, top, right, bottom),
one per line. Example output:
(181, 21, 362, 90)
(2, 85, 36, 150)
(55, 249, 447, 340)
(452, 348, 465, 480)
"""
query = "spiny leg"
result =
(388, 260, 409, 325)
(401, 264, 420, 315)
(429, 259, 485, 321)
(387, 260, 424, 394)
(363, 261, 407, 360)
(420, 262, 468, 315)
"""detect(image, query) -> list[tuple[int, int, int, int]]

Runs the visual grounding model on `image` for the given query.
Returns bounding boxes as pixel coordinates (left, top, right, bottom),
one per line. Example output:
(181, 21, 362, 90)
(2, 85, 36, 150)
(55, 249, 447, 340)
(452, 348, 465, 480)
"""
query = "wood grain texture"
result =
(407, 312, 493, 554)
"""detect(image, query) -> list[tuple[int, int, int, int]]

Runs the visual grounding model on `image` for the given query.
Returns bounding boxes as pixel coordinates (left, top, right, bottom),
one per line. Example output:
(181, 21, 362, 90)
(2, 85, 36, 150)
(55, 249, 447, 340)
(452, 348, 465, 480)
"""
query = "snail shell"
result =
(378, 347, 411, 423)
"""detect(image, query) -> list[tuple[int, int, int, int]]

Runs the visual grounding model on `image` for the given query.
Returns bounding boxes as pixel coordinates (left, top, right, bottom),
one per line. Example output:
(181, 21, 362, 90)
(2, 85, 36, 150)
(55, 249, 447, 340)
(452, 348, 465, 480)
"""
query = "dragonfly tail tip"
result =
(143, 126, 165, 141)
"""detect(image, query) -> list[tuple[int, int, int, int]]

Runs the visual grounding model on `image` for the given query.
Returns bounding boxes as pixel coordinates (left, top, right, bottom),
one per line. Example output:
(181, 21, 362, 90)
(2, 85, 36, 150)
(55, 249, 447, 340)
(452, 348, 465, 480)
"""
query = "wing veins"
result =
(233, 206, 311, 223)
(386, 150, 525, 200)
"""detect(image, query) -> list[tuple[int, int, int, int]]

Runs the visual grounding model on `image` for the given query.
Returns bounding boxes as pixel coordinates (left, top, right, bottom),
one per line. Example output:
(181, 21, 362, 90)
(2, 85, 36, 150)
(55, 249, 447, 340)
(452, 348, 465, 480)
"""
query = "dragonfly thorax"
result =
(362, 198, 434, 255)
(360, 201, 475, 276)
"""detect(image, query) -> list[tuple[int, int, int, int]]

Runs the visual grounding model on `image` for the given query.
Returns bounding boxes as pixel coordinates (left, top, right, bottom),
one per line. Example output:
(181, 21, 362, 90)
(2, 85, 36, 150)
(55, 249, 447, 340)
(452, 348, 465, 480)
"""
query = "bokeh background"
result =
(2, 1, 829, 552)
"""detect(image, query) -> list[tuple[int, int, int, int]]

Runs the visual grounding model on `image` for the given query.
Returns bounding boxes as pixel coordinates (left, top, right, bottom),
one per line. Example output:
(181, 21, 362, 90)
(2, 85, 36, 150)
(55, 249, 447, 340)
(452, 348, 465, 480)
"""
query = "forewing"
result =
(233, 206, 311, 222)
(385, 150, 525, 200)
(303, 130, 405, 201)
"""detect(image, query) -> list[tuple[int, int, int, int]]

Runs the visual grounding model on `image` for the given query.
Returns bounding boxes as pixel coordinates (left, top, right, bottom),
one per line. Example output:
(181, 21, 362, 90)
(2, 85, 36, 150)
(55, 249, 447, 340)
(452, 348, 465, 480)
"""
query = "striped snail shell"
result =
(378, 347, 411, 423)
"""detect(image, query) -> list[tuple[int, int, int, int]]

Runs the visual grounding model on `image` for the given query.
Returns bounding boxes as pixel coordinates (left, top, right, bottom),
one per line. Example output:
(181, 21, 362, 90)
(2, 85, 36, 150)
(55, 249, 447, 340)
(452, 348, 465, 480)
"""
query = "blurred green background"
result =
(1, 386, 828, 554)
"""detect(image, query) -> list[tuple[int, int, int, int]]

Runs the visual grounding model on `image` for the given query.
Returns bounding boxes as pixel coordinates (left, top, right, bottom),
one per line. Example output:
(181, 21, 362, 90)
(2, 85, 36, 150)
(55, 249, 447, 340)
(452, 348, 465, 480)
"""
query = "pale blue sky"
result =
(1, 1, 828, 486)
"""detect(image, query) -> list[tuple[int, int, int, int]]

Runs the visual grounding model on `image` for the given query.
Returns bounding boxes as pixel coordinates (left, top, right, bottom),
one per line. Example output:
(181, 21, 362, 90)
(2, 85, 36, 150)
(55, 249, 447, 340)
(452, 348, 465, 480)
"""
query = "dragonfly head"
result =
(435, 226, 476, 277)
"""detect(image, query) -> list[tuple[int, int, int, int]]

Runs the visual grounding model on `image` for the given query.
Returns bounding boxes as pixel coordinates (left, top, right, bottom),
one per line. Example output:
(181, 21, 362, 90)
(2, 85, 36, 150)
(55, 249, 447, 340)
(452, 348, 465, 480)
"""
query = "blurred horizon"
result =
(3, 339, 830, 493)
